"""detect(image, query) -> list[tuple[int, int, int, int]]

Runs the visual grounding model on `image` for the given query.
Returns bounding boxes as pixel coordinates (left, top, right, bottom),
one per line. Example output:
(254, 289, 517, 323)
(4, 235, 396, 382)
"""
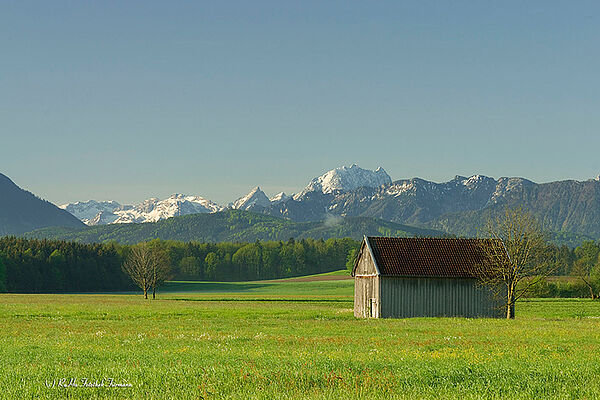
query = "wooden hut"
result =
(352, 236, 504, 318)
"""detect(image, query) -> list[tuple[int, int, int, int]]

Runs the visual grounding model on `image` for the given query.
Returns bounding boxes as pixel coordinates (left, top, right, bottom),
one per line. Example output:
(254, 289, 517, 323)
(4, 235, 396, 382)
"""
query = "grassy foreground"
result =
(2, 277, 600, 399)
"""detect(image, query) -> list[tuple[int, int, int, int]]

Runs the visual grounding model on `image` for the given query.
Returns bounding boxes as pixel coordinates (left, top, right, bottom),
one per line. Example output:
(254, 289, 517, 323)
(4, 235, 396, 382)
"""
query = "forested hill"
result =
(24, 209, 444, 244)
(0, 173, 84, 235)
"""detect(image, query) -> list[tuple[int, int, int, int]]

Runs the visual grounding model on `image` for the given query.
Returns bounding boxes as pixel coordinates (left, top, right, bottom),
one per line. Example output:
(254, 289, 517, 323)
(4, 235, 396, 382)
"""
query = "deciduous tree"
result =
(478, 207, 551, 319)
(149, 248, 171, 299)
(572, 241, 600, 299)
(122, 243, 170, 299)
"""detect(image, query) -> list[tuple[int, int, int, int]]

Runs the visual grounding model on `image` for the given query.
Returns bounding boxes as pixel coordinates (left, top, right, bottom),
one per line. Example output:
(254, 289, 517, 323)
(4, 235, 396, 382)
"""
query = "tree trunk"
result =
(506, 302, 515, 319)
(506, 286, 515, 319)
(152, 287, 156, 299)
(144, 288, 148, 299)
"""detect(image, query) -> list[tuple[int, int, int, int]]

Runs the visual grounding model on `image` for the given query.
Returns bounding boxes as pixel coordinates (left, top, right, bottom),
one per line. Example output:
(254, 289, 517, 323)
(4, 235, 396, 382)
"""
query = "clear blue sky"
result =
(2, 1, 599, 205)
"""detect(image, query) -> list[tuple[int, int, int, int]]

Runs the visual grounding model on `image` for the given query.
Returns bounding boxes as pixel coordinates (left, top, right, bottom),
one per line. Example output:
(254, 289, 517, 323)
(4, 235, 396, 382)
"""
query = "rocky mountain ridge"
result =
(53, 165, 600, 239)
(61, 165, 392, 225)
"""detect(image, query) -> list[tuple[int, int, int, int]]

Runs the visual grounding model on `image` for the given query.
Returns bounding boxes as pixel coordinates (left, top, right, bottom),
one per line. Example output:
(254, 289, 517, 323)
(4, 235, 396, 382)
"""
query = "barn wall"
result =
(353, 243, 381, 318)
(354, 276, 380, 318)
(379, 277, 503, 318)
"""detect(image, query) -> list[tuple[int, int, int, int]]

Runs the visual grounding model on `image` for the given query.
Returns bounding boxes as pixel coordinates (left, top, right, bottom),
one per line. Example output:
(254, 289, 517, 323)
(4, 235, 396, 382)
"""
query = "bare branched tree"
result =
(148, 248, 171, 299)
(571, 242, 600, 300)
(122, 243, 171, 299)
(477, 207, 551, 319)
(572, 260, 600, 300)
(122, 244, 153, 299)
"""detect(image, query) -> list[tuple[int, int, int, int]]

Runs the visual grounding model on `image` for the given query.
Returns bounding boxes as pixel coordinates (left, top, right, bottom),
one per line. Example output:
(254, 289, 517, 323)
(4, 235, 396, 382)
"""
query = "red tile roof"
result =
(366, 237, 501, 278)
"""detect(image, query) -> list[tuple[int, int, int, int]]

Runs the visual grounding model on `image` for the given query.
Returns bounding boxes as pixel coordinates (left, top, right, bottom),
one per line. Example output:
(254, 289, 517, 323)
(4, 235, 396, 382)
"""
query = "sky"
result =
(2, 1, 600, 205)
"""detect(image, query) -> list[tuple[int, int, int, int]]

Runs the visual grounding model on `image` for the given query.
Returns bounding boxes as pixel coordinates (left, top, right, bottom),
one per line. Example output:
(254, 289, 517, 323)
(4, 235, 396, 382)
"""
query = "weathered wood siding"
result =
(353, 276, 380, 318)
(353, 246, 380, 318)
(353, 243, 377, 276)
(378, 277, 503, 318)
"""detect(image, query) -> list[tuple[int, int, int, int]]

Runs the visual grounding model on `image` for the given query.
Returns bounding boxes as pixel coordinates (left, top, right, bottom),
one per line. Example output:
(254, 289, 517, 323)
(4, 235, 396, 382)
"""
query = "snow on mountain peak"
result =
(595, 175, 600, 182)
(62, 194, 223, 226)
(270, 192, 290, 204)
(59, 200, 122, 225)
(461, 174, 495, 188)
(295, 164, 392, 199)
(232, 187, 271, 210)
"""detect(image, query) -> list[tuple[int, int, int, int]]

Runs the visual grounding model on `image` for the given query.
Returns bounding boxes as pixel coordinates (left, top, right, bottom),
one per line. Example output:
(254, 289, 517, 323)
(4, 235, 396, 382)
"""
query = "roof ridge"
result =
(366, 236, 493, 240)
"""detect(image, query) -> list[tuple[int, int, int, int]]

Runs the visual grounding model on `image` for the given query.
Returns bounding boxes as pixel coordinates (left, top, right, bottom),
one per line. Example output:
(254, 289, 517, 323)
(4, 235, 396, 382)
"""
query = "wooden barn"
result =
(352, 236, 504, 318)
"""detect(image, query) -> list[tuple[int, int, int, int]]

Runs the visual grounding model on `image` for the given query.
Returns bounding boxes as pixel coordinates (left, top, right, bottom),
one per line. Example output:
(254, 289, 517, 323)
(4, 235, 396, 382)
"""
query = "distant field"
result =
(2, 276, 600, 399)
(162, 269, 353, 299)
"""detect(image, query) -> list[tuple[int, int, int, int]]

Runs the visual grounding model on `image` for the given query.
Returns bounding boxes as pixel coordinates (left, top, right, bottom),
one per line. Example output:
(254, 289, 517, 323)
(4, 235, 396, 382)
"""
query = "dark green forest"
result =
(0, 237, 131, 293)
(0, 236, 358, 293)
(2, 233, 600, 295)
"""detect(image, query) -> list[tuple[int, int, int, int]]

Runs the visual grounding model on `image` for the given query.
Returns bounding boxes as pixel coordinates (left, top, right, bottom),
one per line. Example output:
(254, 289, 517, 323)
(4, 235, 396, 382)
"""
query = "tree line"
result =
(0, 236, 358, 293)
(165, 237, 357, 282)
(1, 233, 600, 297)
(0, 236, 131, 293)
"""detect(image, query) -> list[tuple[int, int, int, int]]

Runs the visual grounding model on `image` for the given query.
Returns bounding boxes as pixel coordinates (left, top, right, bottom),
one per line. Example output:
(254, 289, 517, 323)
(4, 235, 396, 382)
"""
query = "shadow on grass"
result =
(162, 281, 270, 293)
(169, 297, 351, 303)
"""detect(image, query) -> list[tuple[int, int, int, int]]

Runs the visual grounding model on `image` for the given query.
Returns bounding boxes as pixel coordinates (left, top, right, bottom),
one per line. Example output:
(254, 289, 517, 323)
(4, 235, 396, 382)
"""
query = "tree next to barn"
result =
(352, 236, 505, 319)
(477, 207, 552, 319)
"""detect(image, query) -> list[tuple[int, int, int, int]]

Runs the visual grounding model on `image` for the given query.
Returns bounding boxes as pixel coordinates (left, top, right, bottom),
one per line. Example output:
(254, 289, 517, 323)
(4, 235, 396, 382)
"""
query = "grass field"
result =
(2, 273, 600, 399)
(161, 270, 353, 299)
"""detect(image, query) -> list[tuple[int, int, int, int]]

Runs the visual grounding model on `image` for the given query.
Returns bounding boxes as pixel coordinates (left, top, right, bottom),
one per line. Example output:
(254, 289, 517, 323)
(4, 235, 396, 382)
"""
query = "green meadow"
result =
(2, 272, 600, 399)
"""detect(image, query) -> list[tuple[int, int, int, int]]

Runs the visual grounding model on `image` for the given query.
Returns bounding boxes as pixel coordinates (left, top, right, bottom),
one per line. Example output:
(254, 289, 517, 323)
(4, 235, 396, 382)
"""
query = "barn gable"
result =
(351, 237, 380, 276)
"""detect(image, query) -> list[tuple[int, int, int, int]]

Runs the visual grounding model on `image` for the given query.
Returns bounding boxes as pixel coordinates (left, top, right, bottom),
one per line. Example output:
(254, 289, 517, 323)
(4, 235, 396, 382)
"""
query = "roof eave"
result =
(365, 236, 381, 276)
(378, 274, 478, 279)
(350, 237, 365, 277)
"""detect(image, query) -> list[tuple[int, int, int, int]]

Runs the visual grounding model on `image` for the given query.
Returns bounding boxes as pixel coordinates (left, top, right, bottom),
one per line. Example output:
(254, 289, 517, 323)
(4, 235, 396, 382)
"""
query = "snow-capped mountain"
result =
(260, 172, 600, 238)
(113, 194, 223, 224)
(88, 211, 120, 225)
(269, 192, 290, 204)
(62, 194, 223, 226)
(60, 200, 122, 225)
(294, 164, 391, 199)
(57, 166, 600, 239)
(232, 187, 271, 210)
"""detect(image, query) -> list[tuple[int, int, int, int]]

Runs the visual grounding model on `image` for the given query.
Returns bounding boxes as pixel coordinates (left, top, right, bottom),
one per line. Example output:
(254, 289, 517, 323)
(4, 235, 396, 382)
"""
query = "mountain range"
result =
(3, 165, 600, 244)
(61, 194, 223, 225)
(59, 164, 393, 225)
(59, 164, 600, 239)
(260, 172, 600, 239)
